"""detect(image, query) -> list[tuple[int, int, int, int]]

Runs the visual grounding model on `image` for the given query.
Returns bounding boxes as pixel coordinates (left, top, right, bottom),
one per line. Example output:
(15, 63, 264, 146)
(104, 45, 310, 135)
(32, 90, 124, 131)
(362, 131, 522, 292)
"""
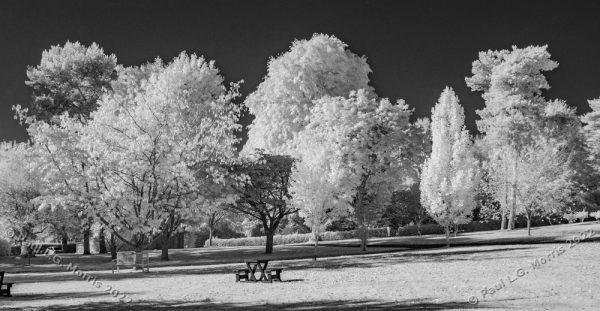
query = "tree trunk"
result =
(416, 219, 422, 236)
(110, 233, 117, 260)
(454, 224, 458, 237)
(508, 196, 515, 230)
(262, 214, 282, 255)
(508, 155, 518, 230)
(98, 227, 107, 254)
(20, 242, 29, 256)
(265, 230, 274, 254)
(313, 232, 319, 261)
(444, 225, 450, 247)
(177, 232, 185, 248)
(526, 213, 531, 236)
(501, 151, 509, 230)
(360, 224, 368, 252)
(83, 226, 91, 255)
(161, 232, 170, 261)
(61, 232, 68, 252)
(208, 226, 213, 247)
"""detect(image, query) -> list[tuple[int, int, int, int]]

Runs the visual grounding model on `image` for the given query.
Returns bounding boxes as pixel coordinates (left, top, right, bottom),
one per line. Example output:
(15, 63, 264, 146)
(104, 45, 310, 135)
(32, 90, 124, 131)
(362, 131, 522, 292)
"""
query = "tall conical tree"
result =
(420, 87, 480, 246)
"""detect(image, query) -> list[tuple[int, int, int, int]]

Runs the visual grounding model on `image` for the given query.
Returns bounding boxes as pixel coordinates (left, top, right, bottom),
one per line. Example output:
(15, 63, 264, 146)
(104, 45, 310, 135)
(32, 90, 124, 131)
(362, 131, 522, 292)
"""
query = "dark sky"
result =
(1, 0, 599, 144)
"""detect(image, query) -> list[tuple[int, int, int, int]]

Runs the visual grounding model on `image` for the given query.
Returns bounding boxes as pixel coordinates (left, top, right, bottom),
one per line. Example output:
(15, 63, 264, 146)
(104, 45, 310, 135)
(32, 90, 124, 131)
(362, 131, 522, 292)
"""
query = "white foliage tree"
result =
(420, 87, 480, 246)
(466, 45, 559, 230)
(79, 53, 240, 260)
(244, 33, 373, 155)
(20, 115, 99, 254)
(0, 143, 49, 255)
(514, 141, 574, 236)
(289, 130, 351, 258)
(303, 89, 414, 251)
(582, 98, 600, 171)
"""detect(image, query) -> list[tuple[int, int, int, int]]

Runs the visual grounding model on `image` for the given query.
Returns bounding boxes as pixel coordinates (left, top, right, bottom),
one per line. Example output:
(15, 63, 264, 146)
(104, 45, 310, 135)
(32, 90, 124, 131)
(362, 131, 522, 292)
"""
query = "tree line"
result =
(1, 35, 599, 258)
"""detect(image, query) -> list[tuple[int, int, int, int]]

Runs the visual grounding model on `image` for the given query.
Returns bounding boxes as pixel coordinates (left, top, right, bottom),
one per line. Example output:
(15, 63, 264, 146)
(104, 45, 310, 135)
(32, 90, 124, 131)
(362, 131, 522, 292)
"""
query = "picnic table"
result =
(234, 259, 283, 283)
(246, 259, 269, 281)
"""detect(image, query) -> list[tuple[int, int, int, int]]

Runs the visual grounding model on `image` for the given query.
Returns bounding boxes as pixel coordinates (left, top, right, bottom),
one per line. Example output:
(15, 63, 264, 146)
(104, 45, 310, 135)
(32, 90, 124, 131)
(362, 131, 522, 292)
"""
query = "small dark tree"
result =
(383, 184, 426, 234)
(230, 152, 296, 254)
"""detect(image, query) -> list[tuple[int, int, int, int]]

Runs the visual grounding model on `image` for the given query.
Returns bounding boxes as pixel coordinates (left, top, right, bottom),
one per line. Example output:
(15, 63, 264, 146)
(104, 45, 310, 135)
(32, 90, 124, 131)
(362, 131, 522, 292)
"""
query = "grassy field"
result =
(0, 221, 598, 310)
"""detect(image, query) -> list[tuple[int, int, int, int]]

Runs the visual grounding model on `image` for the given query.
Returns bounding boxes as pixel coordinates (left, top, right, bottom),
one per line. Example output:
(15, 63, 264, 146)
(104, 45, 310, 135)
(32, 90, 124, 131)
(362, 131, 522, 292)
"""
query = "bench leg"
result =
(235, 271, 249, 282)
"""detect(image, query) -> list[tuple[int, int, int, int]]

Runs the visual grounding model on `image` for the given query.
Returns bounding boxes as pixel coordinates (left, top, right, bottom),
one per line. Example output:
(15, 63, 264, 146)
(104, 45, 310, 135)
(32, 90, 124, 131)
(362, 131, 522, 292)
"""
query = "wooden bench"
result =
(234, 269, 250, 282)
(112, 251, 149, 273)
(264, 268, 283, 282)
(0, 272, 14, 297)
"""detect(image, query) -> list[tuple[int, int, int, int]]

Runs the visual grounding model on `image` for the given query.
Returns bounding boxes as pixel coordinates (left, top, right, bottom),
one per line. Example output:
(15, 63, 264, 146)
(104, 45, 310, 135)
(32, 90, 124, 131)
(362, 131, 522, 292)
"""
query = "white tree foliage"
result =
(420, 87, 480, 245)
(289, 128, 351, 251)
(80, 52, 241, 258)
(244, 33, 373, 155)
(514, 141, 574, 236)
(582, 98, 600, 171)
(302, 89, 413, 251)
(24, 41, 117, 123)
(465, 45, 560, 229)
(23, 52, 241, 260)
(0, 143, 48, 254)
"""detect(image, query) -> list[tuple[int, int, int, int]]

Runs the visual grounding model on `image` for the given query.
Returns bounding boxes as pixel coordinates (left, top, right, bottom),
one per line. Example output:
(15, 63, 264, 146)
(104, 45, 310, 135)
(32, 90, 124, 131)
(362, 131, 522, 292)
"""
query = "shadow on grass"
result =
(5, 245, 534, 285)
(327, 236, 600, 248)
(3, 290, 109, 301)
(0, 246, 407, 275)
(0, 298, 492, 310)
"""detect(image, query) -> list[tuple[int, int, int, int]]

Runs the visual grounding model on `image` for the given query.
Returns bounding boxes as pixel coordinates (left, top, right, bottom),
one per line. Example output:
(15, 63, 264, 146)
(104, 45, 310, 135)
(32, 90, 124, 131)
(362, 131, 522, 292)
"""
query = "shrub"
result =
(562, 211, 593, 223)
(10, 245, 21, 256)
(396, 224, 445, 236)
(590, 211, 600, 220)
(0, 239, 11, 257)
(62, 243, 77, 253)
(574, 211, 589, 222)
(461, 220, 501, 232)
(396, 221, 500, 236)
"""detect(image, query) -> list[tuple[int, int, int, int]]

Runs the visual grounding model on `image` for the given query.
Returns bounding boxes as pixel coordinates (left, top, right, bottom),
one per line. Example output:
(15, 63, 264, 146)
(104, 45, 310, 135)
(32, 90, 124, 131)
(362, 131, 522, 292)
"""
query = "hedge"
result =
(396, 221, 501, 236)
(205, 228, 389, 247)
(9, 243, 76, 256)
(0, 239, 10, 257)
(206, 221, 507, 247)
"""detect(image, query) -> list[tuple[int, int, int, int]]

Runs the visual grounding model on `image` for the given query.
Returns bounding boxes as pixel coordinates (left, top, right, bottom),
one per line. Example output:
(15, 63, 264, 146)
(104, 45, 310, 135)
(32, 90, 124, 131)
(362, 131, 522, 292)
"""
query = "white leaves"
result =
(514, 141, 575, 215)
(420, 87, 480, 226)
(244, 33, 373, 154)
(292, 88, 414, 228)
(21, 51, 243, 248)
(582, 98, 600, 170)
(468, 45, 560, 150)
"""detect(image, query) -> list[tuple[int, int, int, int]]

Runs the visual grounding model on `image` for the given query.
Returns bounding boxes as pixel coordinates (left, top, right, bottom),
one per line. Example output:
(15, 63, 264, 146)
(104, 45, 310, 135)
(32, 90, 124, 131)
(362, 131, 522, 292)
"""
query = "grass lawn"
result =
(0, 221, 598, 310)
